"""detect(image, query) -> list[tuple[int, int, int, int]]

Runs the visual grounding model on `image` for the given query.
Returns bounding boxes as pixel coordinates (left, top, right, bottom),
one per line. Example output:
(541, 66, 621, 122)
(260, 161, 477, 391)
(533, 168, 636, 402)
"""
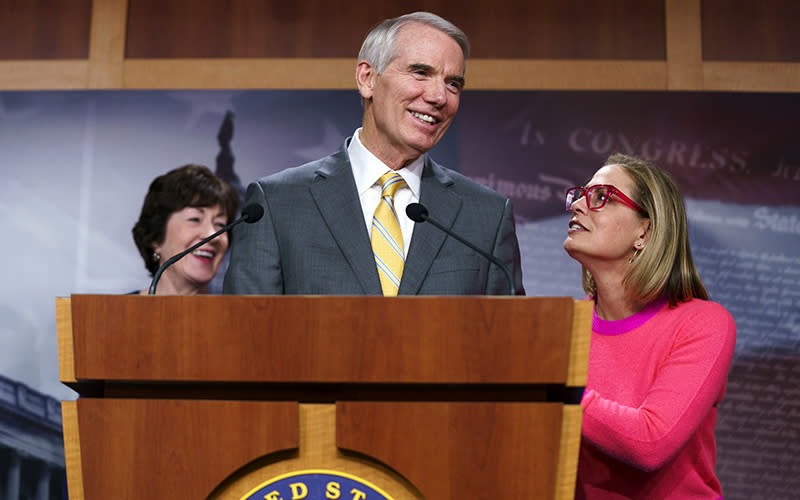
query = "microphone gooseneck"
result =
(148, 203, 264, 295)
(405, 203, 516, 295)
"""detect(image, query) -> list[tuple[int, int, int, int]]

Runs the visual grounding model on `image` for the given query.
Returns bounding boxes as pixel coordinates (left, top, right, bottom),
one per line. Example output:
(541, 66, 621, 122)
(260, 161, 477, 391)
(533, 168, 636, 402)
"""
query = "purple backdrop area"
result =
(0, 90, 797, 499)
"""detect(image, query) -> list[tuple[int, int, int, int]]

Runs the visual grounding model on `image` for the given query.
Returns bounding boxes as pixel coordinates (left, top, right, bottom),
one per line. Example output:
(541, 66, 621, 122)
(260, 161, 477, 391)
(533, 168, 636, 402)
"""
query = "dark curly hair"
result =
(132, 164, 240, 275)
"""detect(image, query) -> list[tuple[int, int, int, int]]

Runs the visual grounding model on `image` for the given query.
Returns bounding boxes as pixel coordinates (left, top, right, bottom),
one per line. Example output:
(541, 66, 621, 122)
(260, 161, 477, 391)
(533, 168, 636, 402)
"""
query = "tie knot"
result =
(378, 172, 406, 197)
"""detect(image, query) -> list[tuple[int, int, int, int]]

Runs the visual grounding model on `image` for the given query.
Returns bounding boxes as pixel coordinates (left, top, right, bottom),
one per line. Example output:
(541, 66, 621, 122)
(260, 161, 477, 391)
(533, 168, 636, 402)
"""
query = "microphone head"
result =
(406, 203, 429, 222)
(241, 203, 264, 223)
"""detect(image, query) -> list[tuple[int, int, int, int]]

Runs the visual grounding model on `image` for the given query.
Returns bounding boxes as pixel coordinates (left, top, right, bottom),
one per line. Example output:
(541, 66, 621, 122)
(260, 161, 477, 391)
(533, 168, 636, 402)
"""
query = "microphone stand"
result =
(406, 203, 516, 296)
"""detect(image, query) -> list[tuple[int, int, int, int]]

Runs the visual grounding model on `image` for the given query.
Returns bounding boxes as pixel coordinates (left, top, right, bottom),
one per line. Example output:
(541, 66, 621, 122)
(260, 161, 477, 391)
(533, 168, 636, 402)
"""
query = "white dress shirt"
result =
(348, 128, 422, 257)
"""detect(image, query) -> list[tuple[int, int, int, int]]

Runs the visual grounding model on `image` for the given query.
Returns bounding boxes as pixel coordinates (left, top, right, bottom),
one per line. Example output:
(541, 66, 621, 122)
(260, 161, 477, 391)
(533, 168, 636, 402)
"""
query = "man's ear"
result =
(355, 60, 376, 100)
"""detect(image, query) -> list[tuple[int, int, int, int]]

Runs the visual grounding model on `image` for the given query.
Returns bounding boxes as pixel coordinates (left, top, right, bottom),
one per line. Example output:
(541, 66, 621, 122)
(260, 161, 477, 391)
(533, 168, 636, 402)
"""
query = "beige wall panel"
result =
(123, 58, 357, 89)
(665, 0, 703, 90)
(467, 60, 668, 90)
(0, 60, 89, 89)
(121, 58, 669, 90)
(704, 62, 800, 92)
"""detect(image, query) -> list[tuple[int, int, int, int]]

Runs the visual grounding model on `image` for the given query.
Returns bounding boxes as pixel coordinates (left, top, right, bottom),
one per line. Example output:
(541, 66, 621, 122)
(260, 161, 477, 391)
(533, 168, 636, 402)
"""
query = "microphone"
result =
(148, 203, 264, 295)
(405, 203, 516, 295)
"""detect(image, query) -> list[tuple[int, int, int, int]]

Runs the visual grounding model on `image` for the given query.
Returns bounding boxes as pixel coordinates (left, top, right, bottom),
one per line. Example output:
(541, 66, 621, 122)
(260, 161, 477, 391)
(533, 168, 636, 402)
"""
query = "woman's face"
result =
(563, 164, 650, 269)
(154, 204, 228, 293)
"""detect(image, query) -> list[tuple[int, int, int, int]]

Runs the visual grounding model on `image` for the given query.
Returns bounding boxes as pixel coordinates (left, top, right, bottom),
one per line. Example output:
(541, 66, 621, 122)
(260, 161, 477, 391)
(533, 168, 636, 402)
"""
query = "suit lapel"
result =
(398, 158, 462, 295)
(310, 148, 383, 295)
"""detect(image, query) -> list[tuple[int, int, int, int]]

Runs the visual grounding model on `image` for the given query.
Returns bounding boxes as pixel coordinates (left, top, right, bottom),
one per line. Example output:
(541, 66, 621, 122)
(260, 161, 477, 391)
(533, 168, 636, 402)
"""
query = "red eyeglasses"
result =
(565, 184, 648, 215)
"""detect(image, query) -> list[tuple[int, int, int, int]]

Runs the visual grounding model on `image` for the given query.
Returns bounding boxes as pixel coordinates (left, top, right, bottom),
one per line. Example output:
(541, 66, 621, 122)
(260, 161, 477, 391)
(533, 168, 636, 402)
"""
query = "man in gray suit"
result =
(223, 12, 524, 296)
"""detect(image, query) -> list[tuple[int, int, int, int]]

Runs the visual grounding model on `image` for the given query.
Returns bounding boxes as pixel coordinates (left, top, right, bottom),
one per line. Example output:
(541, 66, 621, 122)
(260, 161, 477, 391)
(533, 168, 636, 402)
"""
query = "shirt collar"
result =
(348, 128, 423, 197)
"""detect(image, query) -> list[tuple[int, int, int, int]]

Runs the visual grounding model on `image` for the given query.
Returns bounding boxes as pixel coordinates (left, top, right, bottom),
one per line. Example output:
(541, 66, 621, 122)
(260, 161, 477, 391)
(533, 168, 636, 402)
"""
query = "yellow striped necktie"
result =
(372, 172, 407, 296)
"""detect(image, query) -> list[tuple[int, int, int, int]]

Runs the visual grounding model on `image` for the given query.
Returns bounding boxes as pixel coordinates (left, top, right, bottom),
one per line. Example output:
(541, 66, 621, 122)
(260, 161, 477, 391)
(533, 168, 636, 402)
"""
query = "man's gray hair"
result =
(358, 11, 470, 75)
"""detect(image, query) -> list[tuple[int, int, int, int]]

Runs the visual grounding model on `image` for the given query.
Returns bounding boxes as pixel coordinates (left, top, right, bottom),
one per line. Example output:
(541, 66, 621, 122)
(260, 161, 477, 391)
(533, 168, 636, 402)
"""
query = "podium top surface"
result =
(57, 294, 590, 392)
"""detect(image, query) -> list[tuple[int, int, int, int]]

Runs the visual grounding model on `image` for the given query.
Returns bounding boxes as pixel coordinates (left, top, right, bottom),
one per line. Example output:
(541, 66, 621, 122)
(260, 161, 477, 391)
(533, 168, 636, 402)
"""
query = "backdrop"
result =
(0, 89, 797, 499)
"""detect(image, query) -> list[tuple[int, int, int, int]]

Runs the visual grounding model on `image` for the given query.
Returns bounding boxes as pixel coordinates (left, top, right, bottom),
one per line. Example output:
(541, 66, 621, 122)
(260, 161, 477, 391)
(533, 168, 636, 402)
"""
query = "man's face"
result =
(357, 22, 465, 169)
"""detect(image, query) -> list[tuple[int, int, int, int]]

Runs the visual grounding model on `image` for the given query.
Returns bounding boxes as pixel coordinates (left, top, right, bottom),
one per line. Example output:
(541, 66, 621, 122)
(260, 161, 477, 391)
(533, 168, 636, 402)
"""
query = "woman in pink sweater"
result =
(563, 153, 736, 499)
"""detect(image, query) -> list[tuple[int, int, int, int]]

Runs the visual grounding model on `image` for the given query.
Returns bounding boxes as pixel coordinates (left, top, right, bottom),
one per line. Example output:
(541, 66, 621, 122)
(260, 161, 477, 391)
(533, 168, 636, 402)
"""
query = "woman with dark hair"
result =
(132, 164, 240, 295)
(563, 153, 736, 499)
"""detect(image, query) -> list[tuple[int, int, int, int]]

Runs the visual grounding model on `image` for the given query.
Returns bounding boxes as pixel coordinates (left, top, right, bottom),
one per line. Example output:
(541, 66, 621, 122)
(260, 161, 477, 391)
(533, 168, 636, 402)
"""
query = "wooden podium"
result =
(56, 295, 591, 500)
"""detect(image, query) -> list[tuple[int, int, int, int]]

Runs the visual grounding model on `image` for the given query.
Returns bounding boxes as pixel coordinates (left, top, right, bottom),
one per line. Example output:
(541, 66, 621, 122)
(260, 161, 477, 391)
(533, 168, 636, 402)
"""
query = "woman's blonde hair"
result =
(581, 153, 708, 305)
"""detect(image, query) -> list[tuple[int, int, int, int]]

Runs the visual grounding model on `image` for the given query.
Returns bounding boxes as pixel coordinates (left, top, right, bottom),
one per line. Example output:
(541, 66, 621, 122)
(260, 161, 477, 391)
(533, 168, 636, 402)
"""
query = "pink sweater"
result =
(576, 297, 736, 500)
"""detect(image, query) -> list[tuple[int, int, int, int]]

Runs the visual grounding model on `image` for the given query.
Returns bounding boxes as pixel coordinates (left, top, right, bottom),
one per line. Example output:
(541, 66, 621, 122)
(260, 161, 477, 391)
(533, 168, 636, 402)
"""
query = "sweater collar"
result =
(592, 295, 669, 336)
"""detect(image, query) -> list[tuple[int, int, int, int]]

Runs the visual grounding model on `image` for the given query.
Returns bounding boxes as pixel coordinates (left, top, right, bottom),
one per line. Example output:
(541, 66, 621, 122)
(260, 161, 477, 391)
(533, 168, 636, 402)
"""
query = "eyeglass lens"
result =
(566, 188, 582, 209)
(566, 186, 610, 210)
(587, 186, 609, 208)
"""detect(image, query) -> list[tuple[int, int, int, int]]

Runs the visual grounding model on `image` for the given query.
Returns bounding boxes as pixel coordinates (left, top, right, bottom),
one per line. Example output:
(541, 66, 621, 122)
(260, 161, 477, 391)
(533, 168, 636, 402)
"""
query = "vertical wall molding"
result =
(86, 0, 129, 88)
(665, 0, 704, 90)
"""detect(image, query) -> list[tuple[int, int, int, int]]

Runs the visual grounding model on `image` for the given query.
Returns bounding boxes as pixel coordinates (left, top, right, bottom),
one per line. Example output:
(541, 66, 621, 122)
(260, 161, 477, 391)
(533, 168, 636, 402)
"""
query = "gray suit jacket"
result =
(223, 141, 525, 295)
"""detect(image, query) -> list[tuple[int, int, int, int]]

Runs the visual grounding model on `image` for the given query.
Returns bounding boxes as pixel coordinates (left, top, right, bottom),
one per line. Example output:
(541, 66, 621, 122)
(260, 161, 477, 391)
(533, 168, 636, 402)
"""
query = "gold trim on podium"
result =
(209, 404, 423, 500)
